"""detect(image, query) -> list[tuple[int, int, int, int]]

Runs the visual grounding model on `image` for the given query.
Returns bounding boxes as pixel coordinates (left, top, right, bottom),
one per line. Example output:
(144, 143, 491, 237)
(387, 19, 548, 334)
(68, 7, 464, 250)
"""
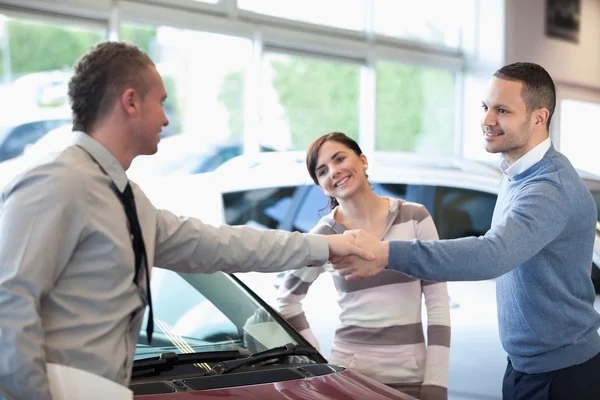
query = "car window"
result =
(591, 190, 600, 223)
(373, 183, 407, 200)
(434, 186, 496, 239)
(136, 268, 299, 360)
(0, 119, 70, 160)
(2, 122, 47, 154)
(222, 187, 297, 229)
(291, 185, 330, 232)
(194, 146, 242, 174)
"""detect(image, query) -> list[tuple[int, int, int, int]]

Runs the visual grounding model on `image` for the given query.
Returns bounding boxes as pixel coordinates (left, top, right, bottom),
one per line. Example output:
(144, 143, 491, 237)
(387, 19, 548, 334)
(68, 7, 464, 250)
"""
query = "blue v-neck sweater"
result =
(388, 145, 600, 373)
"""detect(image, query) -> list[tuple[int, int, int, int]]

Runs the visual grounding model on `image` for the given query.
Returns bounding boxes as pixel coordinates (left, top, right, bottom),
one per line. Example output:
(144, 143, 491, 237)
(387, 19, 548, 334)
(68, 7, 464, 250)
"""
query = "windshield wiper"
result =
(132, 350, 243, 379)
(208, 343, 319, 375)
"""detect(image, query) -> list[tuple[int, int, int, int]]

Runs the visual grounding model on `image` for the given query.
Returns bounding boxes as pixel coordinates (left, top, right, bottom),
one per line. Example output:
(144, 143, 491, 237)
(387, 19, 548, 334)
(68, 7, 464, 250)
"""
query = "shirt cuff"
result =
(305, 234, 329, 266)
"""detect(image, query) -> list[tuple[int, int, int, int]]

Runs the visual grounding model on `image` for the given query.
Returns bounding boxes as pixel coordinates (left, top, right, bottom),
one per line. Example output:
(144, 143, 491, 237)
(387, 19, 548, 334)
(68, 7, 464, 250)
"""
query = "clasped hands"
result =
(326, 230, 389, 280)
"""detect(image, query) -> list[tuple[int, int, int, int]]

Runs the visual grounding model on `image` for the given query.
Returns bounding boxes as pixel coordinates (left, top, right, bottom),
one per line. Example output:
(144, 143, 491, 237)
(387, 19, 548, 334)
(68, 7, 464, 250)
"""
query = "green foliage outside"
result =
(0, 20, 103, 76)
(269, 56, 360, 150)
(376, 62, 455, 154)
(120, 24, 157, 56)
(217, 56, 454, 155)
(217, 71, 245, 140)
(120, 24, 182, 134)
(0, 18, 456, 154)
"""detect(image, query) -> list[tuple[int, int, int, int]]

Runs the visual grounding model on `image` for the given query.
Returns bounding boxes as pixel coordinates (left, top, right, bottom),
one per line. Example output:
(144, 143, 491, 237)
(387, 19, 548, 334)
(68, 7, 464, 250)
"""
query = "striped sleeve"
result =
(415, 206, 451, 399)
(275, 222, 334, 350)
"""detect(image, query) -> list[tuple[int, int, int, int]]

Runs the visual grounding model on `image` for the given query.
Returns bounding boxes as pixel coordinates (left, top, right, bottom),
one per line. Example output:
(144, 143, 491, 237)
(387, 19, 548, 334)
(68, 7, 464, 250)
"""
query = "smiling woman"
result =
(276, 132, 451, 399)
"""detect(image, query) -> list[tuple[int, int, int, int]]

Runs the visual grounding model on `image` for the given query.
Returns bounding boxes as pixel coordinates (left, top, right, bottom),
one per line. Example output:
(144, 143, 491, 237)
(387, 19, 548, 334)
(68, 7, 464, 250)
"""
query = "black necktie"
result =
(115, 183, 154, 344)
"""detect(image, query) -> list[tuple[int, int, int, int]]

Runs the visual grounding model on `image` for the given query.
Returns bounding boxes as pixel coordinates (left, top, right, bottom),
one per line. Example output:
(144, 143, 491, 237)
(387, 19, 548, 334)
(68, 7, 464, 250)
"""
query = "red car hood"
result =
(137, 369, 415, 399)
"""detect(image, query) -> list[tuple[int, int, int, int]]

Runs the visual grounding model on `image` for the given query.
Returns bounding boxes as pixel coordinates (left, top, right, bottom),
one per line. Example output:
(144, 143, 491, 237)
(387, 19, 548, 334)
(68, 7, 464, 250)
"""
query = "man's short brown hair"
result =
(494, 62, 556, 129)
(68, 41, 154, 133)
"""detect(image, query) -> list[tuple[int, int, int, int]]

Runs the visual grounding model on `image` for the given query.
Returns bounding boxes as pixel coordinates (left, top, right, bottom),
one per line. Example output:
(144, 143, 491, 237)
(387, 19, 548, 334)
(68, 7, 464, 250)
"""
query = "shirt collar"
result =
(73, 131, 129, 192)
(500, 137, 552, 178)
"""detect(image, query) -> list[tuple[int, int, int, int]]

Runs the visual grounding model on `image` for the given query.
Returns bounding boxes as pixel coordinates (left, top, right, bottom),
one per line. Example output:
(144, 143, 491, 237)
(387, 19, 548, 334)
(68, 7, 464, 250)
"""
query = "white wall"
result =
(461, 0, 600, 167)
(505, 0, 600, 89)
(503, 0, 600, 170)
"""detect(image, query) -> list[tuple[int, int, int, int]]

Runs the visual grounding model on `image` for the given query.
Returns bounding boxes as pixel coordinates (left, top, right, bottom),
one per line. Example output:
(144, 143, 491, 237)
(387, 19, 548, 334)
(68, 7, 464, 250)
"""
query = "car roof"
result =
(135, 171, 225, 227)
(212, 151, 504, 195)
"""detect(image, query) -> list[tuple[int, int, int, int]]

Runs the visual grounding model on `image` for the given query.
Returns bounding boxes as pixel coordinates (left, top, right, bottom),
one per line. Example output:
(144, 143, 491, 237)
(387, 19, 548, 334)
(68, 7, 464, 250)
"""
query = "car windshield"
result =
(134, 268, 301, 361)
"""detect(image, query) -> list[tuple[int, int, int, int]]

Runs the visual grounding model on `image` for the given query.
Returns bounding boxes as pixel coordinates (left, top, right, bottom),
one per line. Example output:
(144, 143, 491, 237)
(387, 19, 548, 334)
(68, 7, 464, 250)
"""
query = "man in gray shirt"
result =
(0, 41, 373, 400)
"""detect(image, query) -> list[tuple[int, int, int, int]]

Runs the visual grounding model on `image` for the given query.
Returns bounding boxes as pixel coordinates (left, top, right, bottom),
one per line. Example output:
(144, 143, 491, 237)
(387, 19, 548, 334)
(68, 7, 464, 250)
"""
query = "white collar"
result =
(500, 137, 552, 178)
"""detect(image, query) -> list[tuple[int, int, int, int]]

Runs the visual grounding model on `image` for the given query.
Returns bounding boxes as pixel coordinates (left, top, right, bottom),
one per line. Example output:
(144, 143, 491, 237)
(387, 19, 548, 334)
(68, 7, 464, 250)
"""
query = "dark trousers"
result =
(502, 351, 600, 399)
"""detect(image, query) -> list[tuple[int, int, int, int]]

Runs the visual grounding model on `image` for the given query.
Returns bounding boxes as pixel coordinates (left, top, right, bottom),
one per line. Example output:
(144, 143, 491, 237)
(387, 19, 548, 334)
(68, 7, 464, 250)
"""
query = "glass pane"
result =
(374, 0, 466, 47)
(239, 0, 365, 31)
(261, 52, 360, 151)
(559, 99, 600, 176)
(434, 186, 496, 239)
(222, 187, 298, 229)
(375, 61, 455, 155)
(0, 15, 104, 164)
(136, 268, 299, 360)
(292, 185, 330, 232)
(122, 23, 252, 179)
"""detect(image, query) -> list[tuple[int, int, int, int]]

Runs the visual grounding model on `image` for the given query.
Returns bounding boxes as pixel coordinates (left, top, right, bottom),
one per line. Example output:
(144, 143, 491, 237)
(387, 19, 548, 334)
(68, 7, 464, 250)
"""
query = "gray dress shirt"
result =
(0, 132, 328, 400)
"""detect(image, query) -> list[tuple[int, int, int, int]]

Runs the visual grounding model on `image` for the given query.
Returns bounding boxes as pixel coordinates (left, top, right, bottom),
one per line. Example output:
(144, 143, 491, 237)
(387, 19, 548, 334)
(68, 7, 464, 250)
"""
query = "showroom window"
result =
(375, 61, 456, 155)
(559, 98, 600, 176)
(260, 51, 361, 151)
(238, 0, 365, 31)
(0, 13, 104, 169)
(373, 0, 466, 48)
(121, 22, 252, 154)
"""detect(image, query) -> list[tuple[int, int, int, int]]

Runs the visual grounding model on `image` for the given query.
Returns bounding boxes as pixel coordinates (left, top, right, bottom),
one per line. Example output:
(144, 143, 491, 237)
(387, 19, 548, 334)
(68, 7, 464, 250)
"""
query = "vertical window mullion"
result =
(243, 30, 263, 155)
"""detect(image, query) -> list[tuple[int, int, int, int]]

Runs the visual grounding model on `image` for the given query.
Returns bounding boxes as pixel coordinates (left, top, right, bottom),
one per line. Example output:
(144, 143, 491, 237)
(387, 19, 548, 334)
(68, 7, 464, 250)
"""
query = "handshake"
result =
(324, 230, 390, 280)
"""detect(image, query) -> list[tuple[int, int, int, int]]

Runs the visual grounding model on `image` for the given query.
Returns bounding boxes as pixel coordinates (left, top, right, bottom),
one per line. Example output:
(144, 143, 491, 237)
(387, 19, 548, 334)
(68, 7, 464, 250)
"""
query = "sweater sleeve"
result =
(276, 264, 326, 350)
(415, 209, 450, 400)
(388, 181, 569, 282)
(275, 223, 332, 350)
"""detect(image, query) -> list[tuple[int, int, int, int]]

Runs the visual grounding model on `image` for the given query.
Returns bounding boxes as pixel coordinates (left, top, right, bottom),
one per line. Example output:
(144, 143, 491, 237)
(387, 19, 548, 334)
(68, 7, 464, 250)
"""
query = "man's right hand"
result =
(325, 234, 375, 261)
(331, 229, 389, 280)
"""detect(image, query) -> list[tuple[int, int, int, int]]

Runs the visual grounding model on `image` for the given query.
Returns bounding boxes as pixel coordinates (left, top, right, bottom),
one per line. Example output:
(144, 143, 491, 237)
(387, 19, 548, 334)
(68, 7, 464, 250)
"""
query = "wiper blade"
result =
(132, 350, 243, 378)
(209, 343, 319, 375)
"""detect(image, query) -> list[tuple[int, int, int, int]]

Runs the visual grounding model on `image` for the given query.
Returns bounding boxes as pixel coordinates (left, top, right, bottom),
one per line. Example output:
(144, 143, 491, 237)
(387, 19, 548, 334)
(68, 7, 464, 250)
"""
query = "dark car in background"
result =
(207, 151, 600, 400)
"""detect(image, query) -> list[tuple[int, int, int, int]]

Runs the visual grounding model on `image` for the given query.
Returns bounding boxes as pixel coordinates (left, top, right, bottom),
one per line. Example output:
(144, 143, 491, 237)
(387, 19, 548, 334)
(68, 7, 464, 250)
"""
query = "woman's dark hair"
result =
(306, 132, 364, 210)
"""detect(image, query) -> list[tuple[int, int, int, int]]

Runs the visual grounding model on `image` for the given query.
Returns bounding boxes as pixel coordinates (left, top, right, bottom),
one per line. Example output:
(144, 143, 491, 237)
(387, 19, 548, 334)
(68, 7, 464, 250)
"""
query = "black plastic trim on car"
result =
(129, 364, 347, 395)
(184, 367, 303, 390)
(184, 364, 344, 391)
(130, 381, 175, 396)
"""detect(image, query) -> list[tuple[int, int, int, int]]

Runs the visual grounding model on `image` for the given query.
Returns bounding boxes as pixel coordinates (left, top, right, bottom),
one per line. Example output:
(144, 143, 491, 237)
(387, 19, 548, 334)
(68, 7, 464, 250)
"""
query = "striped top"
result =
(277, 198, 451, 399)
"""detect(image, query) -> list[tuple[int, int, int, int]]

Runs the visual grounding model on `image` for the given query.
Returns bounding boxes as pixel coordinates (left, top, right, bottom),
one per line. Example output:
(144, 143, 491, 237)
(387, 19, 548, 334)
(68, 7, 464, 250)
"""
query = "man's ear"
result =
(121, 88, 138, 116)
(533, 108, 550, 129)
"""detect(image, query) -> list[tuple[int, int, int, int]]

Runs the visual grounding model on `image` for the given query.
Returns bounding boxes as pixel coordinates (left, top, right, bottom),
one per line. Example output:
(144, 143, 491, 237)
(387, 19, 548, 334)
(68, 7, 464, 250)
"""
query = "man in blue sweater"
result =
(332, 62, 600, 399)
